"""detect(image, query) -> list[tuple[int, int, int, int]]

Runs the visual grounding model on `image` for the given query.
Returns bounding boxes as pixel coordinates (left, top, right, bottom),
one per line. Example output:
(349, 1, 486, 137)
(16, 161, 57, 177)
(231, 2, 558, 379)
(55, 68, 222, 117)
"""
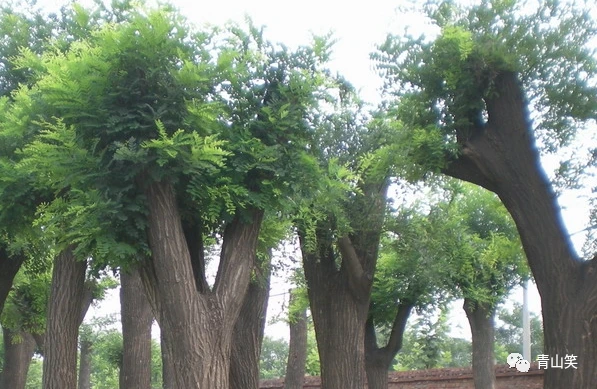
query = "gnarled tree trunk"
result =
(138, 179, 263, 388)
(42, 247, 87, 389)
(463, 298, 495, 389)
(300, 183, 387, 389)
(443, 71, 597, 388)
(0, 327, 36, 389)
(120, 268, 153, 389)
(229, 258, 271, 389)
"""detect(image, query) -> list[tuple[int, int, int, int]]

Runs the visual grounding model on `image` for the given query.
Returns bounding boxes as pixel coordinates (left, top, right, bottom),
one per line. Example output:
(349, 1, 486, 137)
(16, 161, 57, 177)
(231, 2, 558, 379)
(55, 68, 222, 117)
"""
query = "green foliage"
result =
(374, 0, 597, 171)
(0, 1, 341, 273)
(393, 308, 455, 370)
(494, 302, 544, 362)
(260, 336, 288, 379)
(1, 266, 51, 336)
(431, 182, 529, 308)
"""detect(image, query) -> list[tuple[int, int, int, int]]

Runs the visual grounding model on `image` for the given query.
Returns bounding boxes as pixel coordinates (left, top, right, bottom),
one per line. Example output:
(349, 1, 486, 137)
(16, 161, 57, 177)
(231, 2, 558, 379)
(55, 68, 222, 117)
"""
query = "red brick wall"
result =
(260, 364, 543, 389)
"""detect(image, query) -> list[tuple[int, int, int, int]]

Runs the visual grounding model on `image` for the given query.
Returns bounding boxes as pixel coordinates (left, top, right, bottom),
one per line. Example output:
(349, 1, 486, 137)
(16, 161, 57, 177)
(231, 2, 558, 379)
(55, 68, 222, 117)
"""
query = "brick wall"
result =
(260, 364, 543, 389)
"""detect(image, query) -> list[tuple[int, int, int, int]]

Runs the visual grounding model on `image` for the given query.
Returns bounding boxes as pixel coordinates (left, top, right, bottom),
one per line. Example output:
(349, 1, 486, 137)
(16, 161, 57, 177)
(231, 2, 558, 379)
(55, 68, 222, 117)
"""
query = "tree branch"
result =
(337, 236, 370, 301)
(214, 208, 264, 312)
(383, 302, 414, 357)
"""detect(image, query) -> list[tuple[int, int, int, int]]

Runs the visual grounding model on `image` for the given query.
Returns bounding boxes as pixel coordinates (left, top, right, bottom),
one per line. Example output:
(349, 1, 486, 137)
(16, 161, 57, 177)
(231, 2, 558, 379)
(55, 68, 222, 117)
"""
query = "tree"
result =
(296, 82, 398, 389)
(374, 0, 597, 386)
(284, 286, 308, 389)
(2, 3, 333, 387)
(429, 182, 528, 389)
(365, 194, 448, 389)
(0, 327, 36, 389)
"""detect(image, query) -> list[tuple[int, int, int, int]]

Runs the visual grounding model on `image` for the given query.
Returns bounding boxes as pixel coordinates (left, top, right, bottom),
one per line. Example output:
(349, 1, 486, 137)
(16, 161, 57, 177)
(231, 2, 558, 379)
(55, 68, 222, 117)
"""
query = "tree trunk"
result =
(160, 331, 176, 389)
(120, 269, 153, 389)
(229, 258, 271, 389)
(463, 299, 495, 389)
(284, 290, 308, 389)
(443, 71, 597, 388)
(364, 303, 413, 389)
(300, 183, 387, 389)
(42, 247, 87, 389)
(0, 327, 36, 389)
(77, 338, 92, 389)
(138, 179, 263, 388)
(302, 233, 369, 389)
(0, 248, 25, 316)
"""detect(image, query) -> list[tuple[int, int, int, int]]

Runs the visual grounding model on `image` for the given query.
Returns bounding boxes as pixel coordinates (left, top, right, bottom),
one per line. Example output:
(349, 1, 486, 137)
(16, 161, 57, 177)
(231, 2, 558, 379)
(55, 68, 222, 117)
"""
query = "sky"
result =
(33, 0, 595, 356)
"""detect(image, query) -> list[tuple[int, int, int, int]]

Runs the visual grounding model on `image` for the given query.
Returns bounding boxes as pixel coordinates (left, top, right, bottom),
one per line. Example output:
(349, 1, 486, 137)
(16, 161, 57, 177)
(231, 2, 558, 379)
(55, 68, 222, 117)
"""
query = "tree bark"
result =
(300, 183, 387, 389)
(0, 247, 25, 316)
(42, 247, 87, 389)
(120, 269, 153, 389)
(229, 258, 271, 389)
(138, 179, 263, 388)
(77, 337, 92, 389)
(0, 327, 36, 389)
(364, 303, 413, 389)
(160, 331, 176, 389)
(443, 71, 597, 388)
(463, 298, 495, 389)
(284, 291, 308, 389)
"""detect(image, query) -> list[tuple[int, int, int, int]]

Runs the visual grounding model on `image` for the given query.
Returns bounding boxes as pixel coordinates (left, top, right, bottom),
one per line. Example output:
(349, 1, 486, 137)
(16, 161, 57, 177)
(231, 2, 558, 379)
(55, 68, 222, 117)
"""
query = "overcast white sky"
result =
(31, 0, 593, 352)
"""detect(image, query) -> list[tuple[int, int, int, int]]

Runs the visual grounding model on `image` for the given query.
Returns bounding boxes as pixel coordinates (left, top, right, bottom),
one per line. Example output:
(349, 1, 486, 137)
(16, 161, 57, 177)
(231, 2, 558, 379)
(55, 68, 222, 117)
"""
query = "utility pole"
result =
(522, 280, 531, 361)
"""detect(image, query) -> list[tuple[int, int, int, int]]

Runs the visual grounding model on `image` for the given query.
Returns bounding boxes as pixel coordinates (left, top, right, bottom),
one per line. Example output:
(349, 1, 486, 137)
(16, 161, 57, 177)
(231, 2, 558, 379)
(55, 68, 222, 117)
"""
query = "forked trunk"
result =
(42, 247, 87, 389)
(284, 290, 308, 389)
(139, 179, 263, 388)
(300, 183, 387, 389)
(364, 303, 413, 389)
(0, 327, 36, 389)
(443, 71, 597, 388)
(120, 269, 153, 389)
(229, 260, 271, 389)
(463, 299, 495, 389)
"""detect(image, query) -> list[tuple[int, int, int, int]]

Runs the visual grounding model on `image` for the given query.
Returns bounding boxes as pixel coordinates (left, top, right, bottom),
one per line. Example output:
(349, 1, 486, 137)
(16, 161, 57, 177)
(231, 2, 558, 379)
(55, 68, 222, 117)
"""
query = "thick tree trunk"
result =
(78, 338, 92, 389)
(138, 179, 263, 388)
(0, 248, 25, 316)
(42, 247, 87, 389)
(302, 237, 369, 389)
(300, 183, 387, 389)
(120, 269, 153, 389)
(284, 290, 308, 389)
(463, 299, 495, 389)
(364, 303, 413, 389)
(443, 71, 597, 388)
(0, 327, 36, 389)
(229, 259, 271, 389)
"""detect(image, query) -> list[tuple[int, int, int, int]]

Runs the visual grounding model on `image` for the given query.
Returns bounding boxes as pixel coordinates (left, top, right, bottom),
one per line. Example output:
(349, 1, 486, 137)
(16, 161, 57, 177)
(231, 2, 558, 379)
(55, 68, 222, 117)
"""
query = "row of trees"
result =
(262, 302, 543, 380)
(0, 0, 596, 388)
